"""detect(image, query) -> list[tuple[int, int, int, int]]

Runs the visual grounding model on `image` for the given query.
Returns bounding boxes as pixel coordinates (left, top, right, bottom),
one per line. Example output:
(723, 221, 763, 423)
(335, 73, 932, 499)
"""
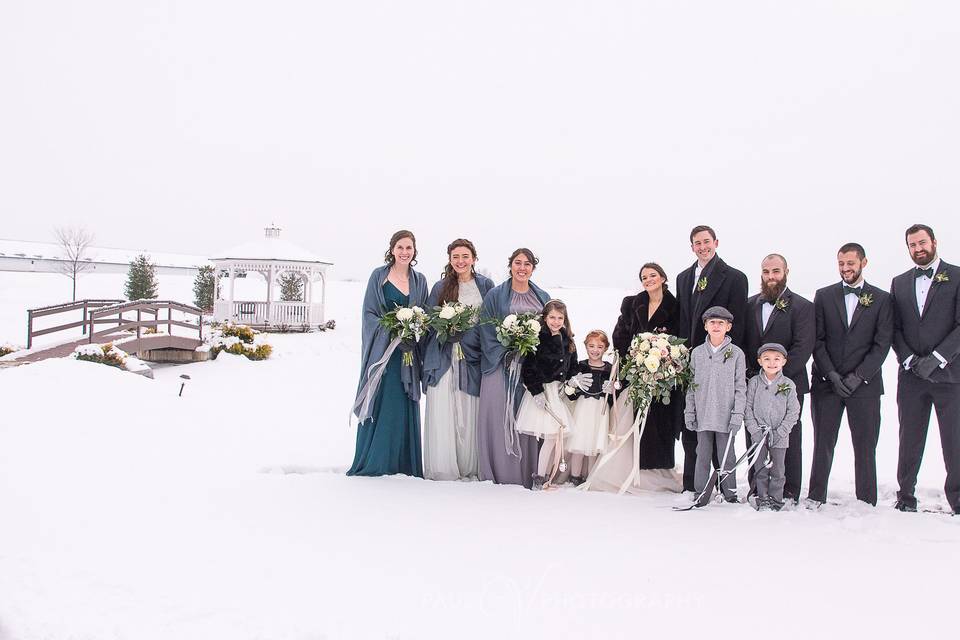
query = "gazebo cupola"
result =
(211, 226, 334, 329)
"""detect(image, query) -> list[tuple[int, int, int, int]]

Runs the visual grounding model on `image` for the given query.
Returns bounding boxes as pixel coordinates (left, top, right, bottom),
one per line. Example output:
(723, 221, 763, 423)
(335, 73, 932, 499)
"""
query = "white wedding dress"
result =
(582, 393, 683, 494)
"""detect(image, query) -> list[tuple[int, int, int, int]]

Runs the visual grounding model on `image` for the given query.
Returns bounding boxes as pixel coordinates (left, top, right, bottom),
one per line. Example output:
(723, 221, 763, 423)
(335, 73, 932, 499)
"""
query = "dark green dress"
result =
(347, 281, 423, 477)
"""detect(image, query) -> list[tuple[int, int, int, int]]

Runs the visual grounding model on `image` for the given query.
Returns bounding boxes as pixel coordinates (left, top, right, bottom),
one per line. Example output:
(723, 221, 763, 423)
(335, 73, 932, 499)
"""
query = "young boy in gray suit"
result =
(684, 306, 747, 502)
(745, 343, 802, 511)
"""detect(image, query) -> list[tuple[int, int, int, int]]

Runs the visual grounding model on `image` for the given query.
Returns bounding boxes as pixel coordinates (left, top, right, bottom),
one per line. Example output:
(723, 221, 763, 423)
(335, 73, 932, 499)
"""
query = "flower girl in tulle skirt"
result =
(514, 300, 591, 490)
(564, 330, 614, 485)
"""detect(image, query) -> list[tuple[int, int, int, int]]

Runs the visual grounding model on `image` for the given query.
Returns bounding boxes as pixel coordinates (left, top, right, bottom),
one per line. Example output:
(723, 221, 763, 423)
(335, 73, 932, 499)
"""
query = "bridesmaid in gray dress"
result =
(477, 248, 551, 489)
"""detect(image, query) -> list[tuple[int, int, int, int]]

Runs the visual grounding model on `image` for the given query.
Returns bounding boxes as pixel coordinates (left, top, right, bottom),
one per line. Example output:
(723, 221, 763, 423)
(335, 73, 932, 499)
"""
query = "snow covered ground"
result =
(1, 271, 958, 639)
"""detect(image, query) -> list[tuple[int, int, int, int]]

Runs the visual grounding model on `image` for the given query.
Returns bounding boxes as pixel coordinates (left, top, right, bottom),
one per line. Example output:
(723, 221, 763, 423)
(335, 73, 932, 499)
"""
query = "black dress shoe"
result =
(531, 475, 545, 491)
(724, 495, 739, 504)
(894, 500, 917, 512)
(569, 476, 584, 487)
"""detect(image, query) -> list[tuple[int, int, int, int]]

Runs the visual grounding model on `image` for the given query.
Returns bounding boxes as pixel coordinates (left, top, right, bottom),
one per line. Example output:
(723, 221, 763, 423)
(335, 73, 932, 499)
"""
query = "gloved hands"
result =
(533, 393, 547, 410)
(842, 373, 863, 394)
(601, 380, 614, 395)
(827, 371, 851, 398)
(913, 355, 941, 380)
(569, 372, 594, 392)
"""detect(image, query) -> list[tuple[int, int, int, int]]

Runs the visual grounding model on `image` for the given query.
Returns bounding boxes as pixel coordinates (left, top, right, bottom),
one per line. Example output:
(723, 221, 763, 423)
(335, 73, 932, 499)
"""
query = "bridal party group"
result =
(349, 224, 960, 515)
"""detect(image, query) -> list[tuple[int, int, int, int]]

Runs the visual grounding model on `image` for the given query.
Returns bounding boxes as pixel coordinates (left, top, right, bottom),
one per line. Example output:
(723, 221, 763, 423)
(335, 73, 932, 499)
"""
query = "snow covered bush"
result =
(205, 323, 272, 361)
(0, 343, 21, 357)
(74, 343, 128, 369)
(219, 323, 256, 344)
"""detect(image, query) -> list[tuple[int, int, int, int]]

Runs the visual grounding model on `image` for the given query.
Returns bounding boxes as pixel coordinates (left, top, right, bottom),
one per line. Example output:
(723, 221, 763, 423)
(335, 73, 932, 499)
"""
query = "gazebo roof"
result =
(211, 226, 334, 266)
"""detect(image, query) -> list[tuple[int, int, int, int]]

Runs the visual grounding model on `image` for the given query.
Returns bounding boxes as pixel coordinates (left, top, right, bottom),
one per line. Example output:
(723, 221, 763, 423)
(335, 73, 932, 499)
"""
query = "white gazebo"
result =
(211, 226, 334, 329)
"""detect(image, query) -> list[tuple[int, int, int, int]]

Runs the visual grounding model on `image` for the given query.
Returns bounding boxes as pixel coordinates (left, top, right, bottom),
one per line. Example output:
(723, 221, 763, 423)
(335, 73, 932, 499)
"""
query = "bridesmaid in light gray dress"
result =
(421, 239, 495, 480)
(476, 248, 552, 489)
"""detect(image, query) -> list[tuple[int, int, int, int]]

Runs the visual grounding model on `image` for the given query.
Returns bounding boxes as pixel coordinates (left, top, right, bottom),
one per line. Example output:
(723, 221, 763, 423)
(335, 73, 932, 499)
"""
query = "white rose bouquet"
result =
(620, 331, 692, 414)
(495, 312, 541, 361)
(379, 305, 429, 365)
(427, 302, 482, 361)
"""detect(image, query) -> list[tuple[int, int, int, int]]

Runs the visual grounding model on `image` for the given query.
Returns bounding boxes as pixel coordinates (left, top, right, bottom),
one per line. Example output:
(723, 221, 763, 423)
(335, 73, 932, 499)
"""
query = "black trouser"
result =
(807, 389, 881, 506)
(682, 427, 698, 492)
(896, 374, 960, 512)
(746, 395, 805, 500)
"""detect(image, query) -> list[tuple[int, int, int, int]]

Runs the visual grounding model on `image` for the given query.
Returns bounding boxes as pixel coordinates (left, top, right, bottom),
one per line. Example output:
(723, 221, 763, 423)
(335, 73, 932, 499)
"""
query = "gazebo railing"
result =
(214, 300, 323, 327)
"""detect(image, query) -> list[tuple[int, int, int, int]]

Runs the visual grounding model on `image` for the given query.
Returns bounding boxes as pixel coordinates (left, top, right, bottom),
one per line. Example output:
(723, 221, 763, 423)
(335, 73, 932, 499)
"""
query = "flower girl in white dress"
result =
(564, 330, 614, 485)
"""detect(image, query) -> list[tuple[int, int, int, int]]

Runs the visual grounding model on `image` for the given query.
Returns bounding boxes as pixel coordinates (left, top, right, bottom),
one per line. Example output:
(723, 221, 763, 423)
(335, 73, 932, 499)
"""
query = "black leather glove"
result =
(842, 373, 863, 394)
(913, 355, 941, 380)
(827, 371, 852, 398)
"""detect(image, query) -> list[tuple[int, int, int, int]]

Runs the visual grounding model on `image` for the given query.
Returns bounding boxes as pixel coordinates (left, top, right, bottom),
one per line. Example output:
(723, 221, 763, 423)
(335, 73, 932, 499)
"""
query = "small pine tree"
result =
(279, 272, 304, 302)
(194, 265, 215, 310)
(124, 254, 159, 301)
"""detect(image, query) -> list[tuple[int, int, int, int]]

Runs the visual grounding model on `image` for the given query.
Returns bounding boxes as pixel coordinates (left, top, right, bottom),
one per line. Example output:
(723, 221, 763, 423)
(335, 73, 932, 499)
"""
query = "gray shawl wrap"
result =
(352, 264, 429, 418)
(421, 274, 496, 396)
(478, 279, 551, 376)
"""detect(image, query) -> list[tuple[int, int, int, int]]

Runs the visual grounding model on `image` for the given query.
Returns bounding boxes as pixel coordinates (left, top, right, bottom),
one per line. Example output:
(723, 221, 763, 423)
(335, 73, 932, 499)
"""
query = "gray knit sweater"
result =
(744, 372, 801, 449)
(684, 336, 746, 434)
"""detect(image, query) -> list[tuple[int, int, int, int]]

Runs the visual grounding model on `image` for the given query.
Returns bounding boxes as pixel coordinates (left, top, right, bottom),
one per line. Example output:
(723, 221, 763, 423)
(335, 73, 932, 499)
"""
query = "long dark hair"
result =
(383, 229, 418, 266)
(438, 238, 478, 305)
(542, 299, 577, 353)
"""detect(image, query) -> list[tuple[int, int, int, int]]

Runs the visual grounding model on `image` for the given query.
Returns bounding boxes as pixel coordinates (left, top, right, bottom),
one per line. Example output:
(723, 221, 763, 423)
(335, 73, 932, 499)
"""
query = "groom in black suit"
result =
(807, 243, 893, 507)
(890, 224, 960, 514)
(744, 254, 815, 502)
(676, 225, 749, 492)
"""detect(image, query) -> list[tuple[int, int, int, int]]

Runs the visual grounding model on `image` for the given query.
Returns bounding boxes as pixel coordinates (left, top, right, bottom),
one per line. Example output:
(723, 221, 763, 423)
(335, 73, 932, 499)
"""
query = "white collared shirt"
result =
(915, 257, 941, 315)
(761, 301, 774, 331)
(843, 278, 865, 325)
(693, 263, 706, 293)
(904, 257, 947, 370)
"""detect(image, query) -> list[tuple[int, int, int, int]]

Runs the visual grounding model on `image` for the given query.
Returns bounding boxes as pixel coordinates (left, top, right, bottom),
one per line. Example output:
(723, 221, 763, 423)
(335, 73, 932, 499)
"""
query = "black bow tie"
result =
(843, 285, 862, 297)
(915, 267, 934, 279)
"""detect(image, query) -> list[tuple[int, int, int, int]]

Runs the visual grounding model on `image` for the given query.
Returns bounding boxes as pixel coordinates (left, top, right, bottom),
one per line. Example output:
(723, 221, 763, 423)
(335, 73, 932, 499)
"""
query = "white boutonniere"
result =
(936, 272, 950, 283)
(776, 383, 791, 397)
(774, 298, 789, 311)
(723, 348, 733, 363)
(858, 293, 874, 308)
(697, 277, 708, 292)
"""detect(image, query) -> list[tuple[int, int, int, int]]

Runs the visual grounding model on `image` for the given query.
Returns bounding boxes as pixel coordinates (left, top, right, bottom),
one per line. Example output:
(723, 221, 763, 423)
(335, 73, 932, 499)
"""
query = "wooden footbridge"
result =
(8, 299, 207, 364)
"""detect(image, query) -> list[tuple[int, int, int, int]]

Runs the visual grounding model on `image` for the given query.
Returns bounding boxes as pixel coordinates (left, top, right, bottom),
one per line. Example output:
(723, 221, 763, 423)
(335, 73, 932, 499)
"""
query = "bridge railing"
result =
(88, 300, 205, 345)
(26, 299, 124, 349)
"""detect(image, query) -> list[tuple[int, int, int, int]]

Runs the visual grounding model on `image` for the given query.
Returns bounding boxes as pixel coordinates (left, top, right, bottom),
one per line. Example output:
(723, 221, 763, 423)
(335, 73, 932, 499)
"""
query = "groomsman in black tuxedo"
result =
(806, 243, 893, 507)
(744, 254, 815, 502)
(676, 225, 749, 492)
(890, 224, 960, 514)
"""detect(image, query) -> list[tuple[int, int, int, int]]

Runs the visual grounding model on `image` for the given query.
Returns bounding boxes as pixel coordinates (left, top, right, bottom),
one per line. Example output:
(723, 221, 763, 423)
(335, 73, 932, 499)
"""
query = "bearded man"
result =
(744, 254, 814, 503)
(806, 243, 892, 508)
(890, 224, 960, 515)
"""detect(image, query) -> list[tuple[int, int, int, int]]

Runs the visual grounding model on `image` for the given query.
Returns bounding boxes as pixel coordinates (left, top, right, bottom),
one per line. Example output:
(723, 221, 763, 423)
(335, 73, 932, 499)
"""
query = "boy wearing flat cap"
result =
(745, 343, 802, 510)
(684, 306, 747, 502)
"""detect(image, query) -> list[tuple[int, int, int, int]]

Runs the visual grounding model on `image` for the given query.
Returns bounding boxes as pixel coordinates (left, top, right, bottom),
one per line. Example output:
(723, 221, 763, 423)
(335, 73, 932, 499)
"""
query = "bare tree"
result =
(54, 226, 95, 301)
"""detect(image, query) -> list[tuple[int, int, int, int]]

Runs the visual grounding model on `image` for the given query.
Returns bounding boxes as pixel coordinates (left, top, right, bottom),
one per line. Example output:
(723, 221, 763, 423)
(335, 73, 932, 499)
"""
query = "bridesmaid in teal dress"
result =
(349, 230, 429, 477)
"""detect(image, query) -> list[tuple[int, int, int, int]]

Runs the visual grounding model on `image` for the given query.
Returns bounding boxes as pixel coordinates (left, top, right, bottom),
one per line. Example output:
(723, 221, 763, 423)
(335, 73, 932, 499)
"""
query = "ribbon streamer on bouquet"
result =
(502, 355, 524, 459)
(581, 396, 651, 495)
(450, 343, 467, 449)
(603, 352, 620, 418)
(541, 400, 569, 489)
(351, 336, 402, 425)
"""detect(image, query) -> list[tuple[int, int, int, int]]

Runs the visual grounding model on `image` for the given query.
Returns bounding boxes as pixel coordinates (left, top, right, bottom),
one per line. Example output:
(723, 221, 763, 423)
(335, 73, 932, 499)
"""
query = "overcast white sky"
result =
(2, 1, 958, 292)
